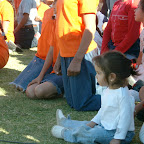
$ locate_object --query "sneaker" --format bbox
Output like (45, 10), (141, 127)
(56, 109), (66, 125)
(51, 125), (65, 139)
(140, 123), (144, 143)
(7, 40), (23, 52)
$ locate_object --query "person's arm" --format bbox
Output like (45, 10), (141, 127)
(14, 13), (29, 33)
(136, 51), (142, 66)
(67, 13), (96, 76)
(28, 46), (53, 87)
(53, 52), (61, 75)
(114, 91), (133, 141)
(114, 6), (141, 53)
(101, 16), (112, 54)
(134, 100), (144, 116)
(2, 21), (10, 34)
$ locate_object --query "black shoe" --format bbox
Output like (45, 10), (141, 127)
(7, 40), (23, 52)
(132, 80), (144, 92)
(15, 45), (23, 52)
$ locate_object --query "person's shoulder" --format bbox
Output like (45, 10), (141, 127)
(126, 0), (139, 8)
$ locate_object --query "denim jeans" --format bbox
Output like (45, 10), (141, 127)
(60, 118), (135, 144)
(108, 39), (140, 59)
(60, 49), (101, 111)
(10, 56), (53, 91)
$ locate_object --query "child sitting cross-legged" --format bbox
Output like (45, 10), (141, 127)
(51, 51), (137, 144)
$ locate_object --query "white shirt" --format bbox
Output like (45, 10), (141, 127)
(91, 87), (135, 140)
(17, 0), (37, 25)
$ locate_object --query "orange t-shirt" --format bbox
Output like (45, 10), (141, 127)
(0, 0), (14, 42)
(56, 0), (99, 57)
(37, 2), (49, 22)
(0, 34), (9, 69)
(14, 0), (21, 14)
(35, 8), (55, 60)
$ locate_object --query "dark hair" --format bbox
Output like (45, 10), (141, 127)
(140, 0), (144, 12)
(93, 51), (137, 86)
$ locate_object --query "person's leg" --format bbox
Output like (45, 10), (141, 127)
(63, 125), (115, 144)
(56, 109), (89, 128)
(26, 83), (39, 99)
(34, 82), (58, 99)
(26, 73), (64, 99)
(15, 27), (35, 49)
(61, 55), (101, 111)
(10, 56), (53, 91)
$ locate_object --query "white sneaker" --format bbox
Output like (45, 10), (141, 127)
(140, 123), (144, 143)
(51, 125), (65, 139)
(56, 109), (66, 125)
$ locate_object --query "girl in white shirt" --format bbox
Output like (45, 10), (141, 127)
(51, 51), (137, 144)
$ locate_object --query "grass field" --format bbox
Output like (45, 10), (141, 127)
(0, 48), (143, 144)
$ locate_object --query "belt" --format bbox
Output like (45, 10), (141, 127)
(23, 24), (37, 28)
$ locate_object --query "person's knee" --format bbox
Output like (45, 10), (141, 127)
(26, 86), (36, 99)
(34, 85), (45, 99)
(139, 86), (144, 101)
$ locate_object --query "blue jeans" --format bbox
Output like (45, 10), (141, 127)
(60, 118), (135, 144)
(10, 56), (53, 91)
(108, 39), (140, 59)
(60, 49), (101, 111)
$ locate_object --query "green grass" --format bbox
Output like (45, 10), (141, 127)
(0, 48), (143, 144)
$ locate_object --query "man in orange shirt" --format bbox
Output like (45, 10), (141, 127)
(0, 0), (14, 43)
(0, 33), (9, 69)
(10, 1), (63, 99)
(54, 0), (101, 111)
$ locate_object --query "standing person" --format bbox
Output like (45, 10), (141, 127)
(134, 0), (144, 81)
(0, 0), (14, 43)
(133, 1), (144, 142)
(101, 0), (141, 60)
(51, 51), (136, 144)
(14, 0), (38, 49)
(54, 0), (101, 111)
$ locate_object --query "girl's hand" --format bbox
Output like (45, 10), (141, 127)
(27, 76), (42, 87)
(87, 121), (96, 128)
(110, 139), (121, 144)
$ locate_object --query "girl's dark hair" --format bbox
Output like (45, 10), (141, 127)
(93, 51), (137, 86)
(140, 0), (144, 12)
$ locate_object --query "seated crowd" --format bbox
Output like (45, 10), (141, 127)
(0, 0), (144, 143)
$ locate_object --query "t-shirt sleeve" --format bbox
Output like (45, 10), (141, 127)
(79, 0), (99, 14)
(2, 4), (13, 22)
(91, 108), (101, 124)
(21, 0), (36, 14)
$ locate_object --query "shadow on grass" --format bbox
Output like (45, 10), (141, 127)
(10, 48), (37, 66)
